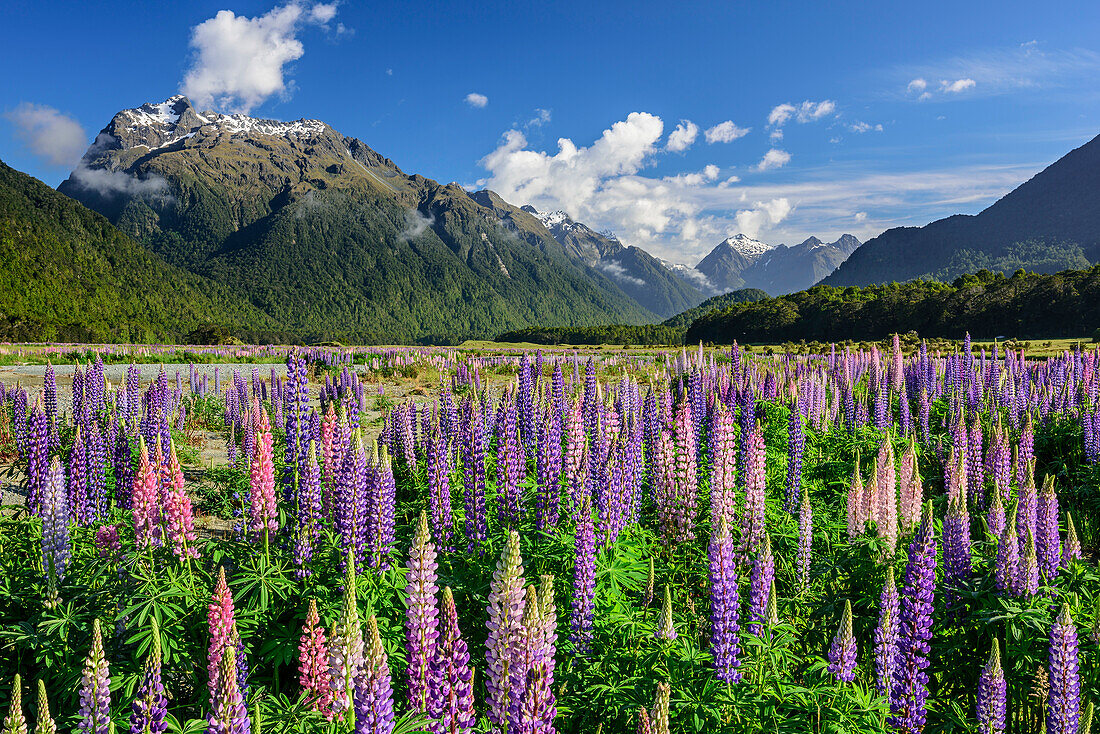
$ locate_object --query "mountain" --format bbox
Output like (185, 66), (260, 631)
(57, 96), (654, 343)
(0, 159), (274, 342)
(739, 234), (861, 294)
(660, 288), (771, 333)
(824, 133), (1100, 286)
(694, 234), (775, 292)
(520, 206), (707, 318)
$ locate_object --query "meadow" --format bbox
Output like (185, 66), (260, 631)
(0, 338), (1097, 734)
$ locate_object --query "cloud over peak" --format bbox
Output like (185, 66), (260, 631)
(3, 103), (87, 167)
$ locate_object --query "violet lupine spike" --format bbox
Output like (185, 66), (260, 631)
(40, 457), (70, 607)
(1019, 527), (1040, 598)
(1063, 514), (1083, 567)
(797, 487), (812, 590)
(497, 399), (525, 527)
(427, 587), (475, 734)
(655, 586), (677, 642)
(26, 405), (48, 517)
(206, 647), (249, 734)
(746, 533), (774, 637)
(708, 518), (741, 682)
(888, 502), (937, 734)
(827, 599), (858, 683)
(873, 567), (900, 698)
(570, 492), (597, 654)
(485, 529), (527, 729)
(995, 504), (1020, 596)
(4, 674), (26, 734)
(942, 494), (972, 609)
(461, 399), (488, 552)
(1036, 476), (1062, 581)
(535, 409), (563, 532)
(405, 512), (440, 714)
(976, 638), (1006, 734)
(298, 599), (333, 718)
(293, 442), (322, 577)
(785, 401), (804, 512)
(426, 429), (454, 551)
(1047, 604), (1081, 734)
(353, 616), (395, 734)
(130, 617), (167, 734)
(77, 620), (111, 734)
(369, 447), (397, 571)
(68, 426), (89, 526)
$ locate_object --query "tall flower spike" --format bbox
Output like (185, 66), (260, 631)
(426, 587), (475, 734)
(1047, 604), (1081, 734)
(330, 550), (364, 717)
(130, 617), (167, 734)
(652, 681), (671, 734)
(77, 620), (111, 734)
(747, 533), (775, 637)
(655, 586), (677, 641)
(40, 457), (70, 608)
(708, 518), (741, 682)
(874, 567), (900, 698)
(208, 567), (238, 704)
(1063, 513), (1083, 567)
(827, 600), (857, 683)
(33, 680), (54, 734)
(485, 529), (526, 728)
(405, 511), (440, 713)
(797, 487), (812, 590)
(4, 675), (26, 734)
(165, 441), (199, 561)
(206, 646), (249, 734)
(298, 599), (333, 717)
(570, 492), (597, 654)
(249, 407), (278, 538)
(353, 616), (394, 734)
(889, 502), (937, 734)
(976, 638), (1006, 734)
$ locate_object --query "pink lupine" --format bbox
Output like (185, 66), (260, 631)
(709, 403), (737, 534)
(132, 437), (163, 548)
(876, 441), (898, 557)
(741, 421), (767, 555)
(299, 599), (333, 717)
(164, 442), (199, 561)
(208, 567), (238, 704)
(846, 457), (865, 540)
(249, 406), (278, 539)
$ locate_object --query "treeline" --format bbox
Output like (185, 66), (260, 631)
(687, 267), (1100, 344)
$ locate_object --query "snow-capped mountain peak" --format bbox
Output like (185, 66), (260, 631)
(719, 233), (776, 259)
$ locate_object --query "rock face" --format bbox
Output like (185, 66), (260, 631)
(692, 233), (861, 296)
(824, 133), (1100, 286)
(58, 96), (654, 343)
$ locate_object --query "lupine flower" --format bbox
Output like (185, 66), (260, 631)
(995, 505), (1020, 596)
(636, 708), (652, 734)
(78, 620), (111, 734)
(206, 647), (249, 734)
(461, 400), (488, 551)
(570, 493), (596, 654)
(874, 567), (899, 697)
(130, 617), (167, 734)
(4, 674), (26, 734)
(427, 587), (475, 734)
(353, 616), (394, 734)
(652, 681), (671, 734)
(747, 533), (774, 637)
(655, 586), (677, 641)
(1063, 513), (1083, 567)
(741, 422), (767, 554)
(709, 403), (737, 533)
(846, 458), (865, 540)
(485, 529), (526, 728)
(405, 512), (440, 713)
(294, 441), (323, 576)
(942, 495), (972, 608)
(497, 399), (525, 527)
(133, 438), (163, 548)
(1036, 476), (1062, 581)
(330, 551), (364, 717)
(987, 483), (1006, 545)
(208, 568), (238, 704)
(785, 399), (804, 511)
(40, 458), (70, 606)
(889, 502), (937, 734)
(1019, 527), (1040, 598)
(68, 426), (89, 526)
(34, 680), (54, 734)
(165, 443), (199, 561)
(249, 407), (278, 538)
(976, 638), (1006, 734)
(1047, 604), (1081, 734)
(427, 428), (454, 550)
(708, 518), (741, 682)
(797, 488), (812, 590)
(299, 599), (333, 717)
(827, 600), (857, 683)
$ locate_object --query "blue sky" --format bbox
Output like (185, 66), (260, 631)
(2, 0), (1099, 263)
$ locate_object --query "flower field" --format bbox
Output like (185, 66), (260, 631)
(0, 338), (1099, 733)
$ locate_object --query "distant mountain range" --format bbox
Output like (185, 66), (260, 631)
(824, 132), (1100, 286)
(693, 233), (861, 294)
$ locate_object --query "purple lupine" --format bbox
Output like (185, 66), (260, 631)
(485, 529), (526, 728)
(497, 399), (525, 527)
(797, 487), (812, 590)
(293, 442), (322, 577)
(785, 400), (804, 511)
(1036, 476), (1062, 582)
(535, 410), (563, 532)
(708, 518), (741, 682)
(78, 620), (111, 734)
(130, 618), (167, 734)
(570, 493), (596, 654)
(405, 512), (440, 714)
(369, 448), (397, 571)
(354, 616), (395, 734)
(427, 427), (454, 551)
(426, 587), (475, 734)
(1019, 527), (1040, 598)
(746, 533), (774, 637)
(889, 502), (937, 734)
(942, 495), (972, 609)
(114, 425), (134, 511)
(68, 427), (90, 526)
(827, 600), (857, 683)
(874, 567), (899, 698)
(44, 361), (57, 451)
(1063, 514), (1083, 568)
(670, 400), (698, 542)
(976, 639), (1006, 734)
(995, 505), (1020, 596)
(206, 647), (249, 734)
(26, 405), (48, 516)
(1047, 604), (1080, 734)
(987, 483), (1006, 546)
(461, 399), (488, 551)
(41, 457), (70, 607)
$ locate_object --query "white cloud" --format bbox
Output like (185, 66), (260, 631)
(465, 93), (489, 108)
(767, 103), (796, 127)
(940, 78), (976, 93)
(769, 128), (784, 142)
(598, 260), (646, 288)
(756, 148), (791, 171)
(907, 78), (928, 94)
(854, 211), (867, 222)
(4, 103), (87, 166)
(734, 198), (792, 239)
(181, 2), (338, 113)
(703, 164), (720, 180)
(527, 108), (551, 127)
(704, 120), (750, 144)
(399, 208), (435, 240)
(386, 68), (393, 76)
(848, 121), (883, 133)
(666, 120), (698, 152)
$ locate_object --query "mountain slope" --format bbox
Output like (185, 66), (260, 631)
(0, 159), (274, 342)
(58, 96), (654, 343)
(740, 234), (860, 294)
(824, 133), (1100, 286)
(519, 206), (707, 318)
(694, 234), (773, 292)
